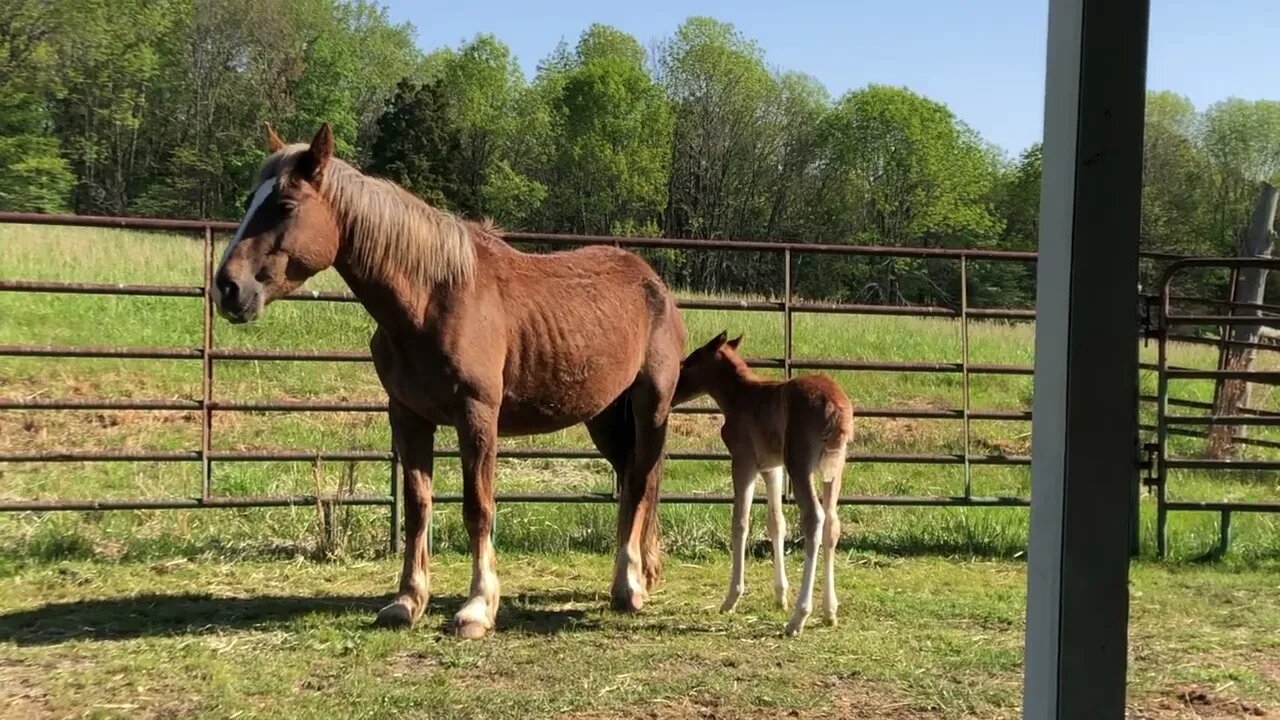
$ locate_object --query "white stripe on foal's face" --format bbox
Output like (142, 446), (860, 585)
(213, 175), (277, 304)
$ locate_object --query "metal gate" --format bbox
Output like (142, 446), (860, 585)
(1148, 257), (1280, 557)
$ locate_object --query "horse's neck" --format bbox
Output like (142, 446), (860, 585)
(334, 256), (435, 335)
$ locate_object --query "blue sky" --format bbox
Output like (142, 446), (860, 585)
(382, 0), (1279, 157)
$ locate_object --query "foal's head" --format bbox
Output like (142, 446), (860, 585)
(212, 123), (341, 323)
(673, 330), (745, 405)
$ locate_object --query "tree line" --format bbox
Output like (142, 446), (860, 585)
(3, 2), (1279, 308)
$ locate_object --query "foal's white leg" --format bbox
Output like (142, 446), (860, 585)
(784, 466), (824, 637)
(820, 474), (843, 626)
(761, 467), (788, 610)
(721, 456), (758, 613)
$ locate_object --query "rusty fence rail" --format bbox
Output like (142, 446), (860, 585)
(0, 211), (1192, 552)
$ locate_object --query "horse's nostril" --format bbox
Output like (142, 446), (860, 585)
(217, 276), (240, 305)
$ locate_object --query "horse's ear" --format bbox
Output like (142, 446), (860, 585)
(265, 122), (285, 153)
(726, 333), (744, 350)
(707, 330), (728, 349)
(298, 123), (334, 182)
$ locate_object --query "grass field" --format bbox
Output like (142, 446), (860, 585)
(2, 223), (1280, 718)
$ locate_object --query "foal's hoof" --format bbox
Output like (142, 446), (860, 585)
(452, 618), (491, 640)
(784, 617), (807, 637)
(374, 601), (417, 629)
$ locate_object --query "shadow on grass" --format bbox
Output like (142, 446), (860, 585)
(0, 589), (599, 646)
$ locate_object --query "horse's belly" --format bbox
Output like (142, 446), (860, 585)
(496, 360), (636, 436)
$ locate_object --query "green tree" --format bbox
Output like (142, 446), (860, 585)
(541, 24), (672, 234)
(367, 78), (461, 208)
(0, 0), (74, 211)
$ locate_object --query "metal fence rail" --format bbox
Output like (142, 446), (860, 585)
(0, 211), (1187, 552)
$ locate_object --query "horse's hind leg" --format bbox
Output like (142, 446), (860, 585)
(819, 448), (846, 626)
(453, 400), (501, 639)
(784, 451), (824, 637)
(612, 376), (673, 612)
(586, 395), (632, 506)
(762, 466), (789, 610)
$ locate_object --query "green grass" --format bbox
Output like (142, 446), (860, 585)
(3, 224), (1280, 718)
(1, 553), (1279, 719)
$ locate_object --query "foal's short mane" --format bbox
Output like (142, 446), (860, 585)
(263, 144), (478, 288)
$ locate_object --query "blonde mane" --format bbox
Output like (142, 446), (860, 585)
(264, 144), (477, 288)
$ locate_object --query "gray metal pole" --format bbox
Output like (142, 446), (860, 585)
(1023, 0), (1150, 717)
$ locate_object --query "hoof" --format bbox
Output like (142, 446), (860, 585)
(374, 601), (417, 629)
(719, 597), (739, 614)
(784, 614), (808, 637)
(824, 612), (838, 627)
(775, 595), (789, 611)
(452, 618), (491, 640)
(610, 588), (647, 613)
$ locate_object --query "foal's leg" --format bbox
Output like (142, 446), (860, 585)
(784, 456), (824, 637)
(453, 402), (501, 639)
(761, 466), (788, 610)
(376, 401), (435, 628)
(721, 454), (758, 613)
(612, 381), (670, 613)
(820, 458), (844, 626)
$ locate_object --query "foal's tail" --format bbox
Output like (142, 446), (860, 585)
(817, 402), (855, 484)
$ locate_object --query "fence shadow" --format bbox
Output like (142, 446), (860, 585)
(0, 589), (597, 646)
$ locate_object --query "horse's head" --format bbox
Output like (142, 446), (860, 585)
(212, 123), (341, 323)
(673, 330), (744, 405)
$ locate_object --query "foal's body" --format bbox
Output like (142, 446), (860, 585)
(212, 124), (684, 638)
(675, 333), (853, 635)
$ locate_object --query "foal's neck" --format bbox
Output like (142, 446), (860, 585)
(705, 362), (772, 412)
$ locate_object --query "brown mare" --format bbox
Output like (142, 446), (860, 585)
(213, 124), (686, 637)
(673, 332), (853, 635)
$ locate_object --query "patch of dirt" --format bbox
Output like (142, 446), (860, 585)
(561, 681), (953, 720)
(0, 658), (53, 720)
(670, 413), (722, 444)
(1129, 685), (1268, 719)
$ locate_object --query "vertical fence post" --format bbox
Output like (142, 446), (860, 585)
(388, 445), (400, 554)
(783, 248), (793, 378)
(960, 257), (973, 499)
(201, 225), (214, 501)
(783, 248), (794, 503)
(1155, 283), (1171, 559)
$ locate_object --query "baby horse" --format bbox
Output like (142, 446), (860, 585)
(674, 332), (854, 635)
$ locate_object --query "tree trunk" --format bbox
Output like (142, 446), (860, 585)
(1206, 182), (1279, 458)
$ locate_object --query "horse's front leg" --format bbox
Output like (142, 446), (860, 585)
(720, 454), (758, 613)
(453, 401), (500, 639)
(376, 401), (435, 628)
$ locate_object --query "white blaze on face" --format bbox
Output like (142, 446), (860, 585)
(213, 175), (279, 302)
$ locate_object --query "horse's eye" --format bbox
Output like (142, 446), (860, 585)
(280, 201), (297, 214)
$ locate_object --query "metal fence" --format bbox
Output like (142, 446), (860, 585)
(0, 211), (1195, 552)
(1150, 257), (1280, 557)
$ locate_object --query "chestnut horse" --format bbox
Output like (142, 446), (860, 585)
(673, 332), (853, 636)
(213, 123), (686, 637)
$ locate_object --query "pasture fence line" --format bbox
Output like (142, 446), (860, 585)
(0, 211), (1210, 555)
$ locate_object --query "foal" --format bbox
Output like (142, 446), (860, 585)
(674, 332), (854, 636)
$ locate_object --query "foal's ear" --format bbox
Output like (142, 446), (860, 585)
(297, 123), (334, 182)
(707, 330), (729, 349)
(726, 333), (744, 350)
(265, 122), (285, 153)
